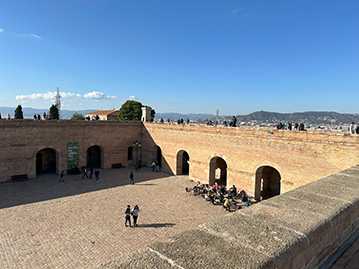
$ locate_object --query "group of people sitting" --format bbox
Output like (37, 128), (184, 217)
(186, 182), (252, 212)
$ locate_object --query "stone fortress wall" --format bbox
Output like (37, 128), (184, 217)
(0, 120), (143, 182)
(1, 120), (358, 198)
(143, 123), (359, 196)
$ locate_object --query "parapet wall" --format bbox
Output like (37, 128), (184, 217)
(143, 123), (359, 195)
(102, 165), (359, 268)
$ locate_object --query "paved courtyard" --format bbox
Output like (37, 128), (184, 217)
(0, 167), (228, 268)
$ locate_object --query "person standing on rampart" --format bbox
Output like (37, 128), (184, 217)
(231, 116), (237, 127)
(350, 122), (355, 134)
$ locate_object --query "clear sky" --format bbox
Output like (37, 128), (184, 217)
(0, 0), (358, 115)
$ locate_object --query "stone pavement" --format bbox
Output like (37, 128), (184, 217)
(0, 167), (228, 268)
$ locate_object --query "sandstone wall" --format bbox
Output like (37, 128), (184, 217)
(0, 120), (143, 181)
(143, 123), (359, 195)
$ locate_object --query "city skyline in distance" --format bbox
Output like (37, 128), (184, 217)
(0, 1), (358, 115)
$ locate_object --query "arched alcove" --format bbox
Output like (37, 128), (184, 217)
(86, 145), (103, 168)
(176, 150), (189, 175)
(155, 145), (162, 167)
(36, 148), (57, 175)
(209, 157), (227, 186)
(255, 166), (281, 200)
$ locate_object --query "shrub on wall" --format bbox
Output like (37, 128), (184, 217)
(14, 105), (23, 119)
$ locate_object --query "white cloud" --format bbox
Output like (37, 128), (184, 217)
(16, 91), (117, 101)
(0, 28), (4, 33)
(28, 33), (42, 39)
(231, 8), (240, 14)
(18, 33), (42, 39)
(129, 95), (142, 101)
(83, 91), (117, 99)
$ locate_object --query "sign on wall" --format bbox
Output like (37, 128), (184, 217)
(67, 142), (79, 168)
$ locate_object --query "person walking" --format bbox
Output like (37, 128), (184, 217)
(131, 205), (140, 227)
(89, 167), (93, 179)
(129, 172), (134, 185)
(59, 171), (65, 183)
(125, 205), (132, 227)
(135, 161), (140, 172)
(82, 166), (88, 179)
(95, 169), (100, 182)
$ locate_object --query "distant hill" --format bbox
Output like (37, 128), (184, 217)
(157, 110), (359, 125)
(0, 107), (96, 119)
(233, 111), (359, 125)
(155, 112), (215, 120)
(1, 107), (358, 125)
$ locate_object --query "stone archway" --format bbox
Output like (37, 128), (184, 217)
(154, 145), (162, 167)
(209, 157), (227, 186)
(176, 150), (189, 175)
(255, 166), (281, 200)
(36, 148), (57, 174)
(86, 145), (103, 168)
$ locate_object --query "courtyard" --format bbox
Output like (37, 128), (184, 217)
(0, 167), (228, 268)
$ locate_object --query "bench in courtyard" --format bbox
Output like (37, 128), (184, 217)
(11, 174), (29, 182)
(111, 163), (123, 169)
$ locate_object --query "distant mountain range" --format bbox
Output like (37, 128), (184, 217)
(233, 111), (359, 125)
(156, 112), (215, 121)
(0, 107), (358, 125)
(157, 111), (359, 125)
(0, 107), (95, 119)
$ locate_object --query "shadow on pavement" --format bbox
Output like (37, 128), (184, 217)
(139, 223), (176, 228)
(0, 167), (170, 210)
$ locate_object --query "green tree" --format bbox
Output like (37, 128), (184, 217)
(118, 100), (143, 121)
(151, 109), (156, 122)
(14, 105), (23, 119)
(71, 113), (85, 120)
(55, 87), (61, 118)
(49, 105), (60, 120)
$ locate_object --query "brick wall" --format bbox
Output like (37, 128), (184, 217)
(143, 123), (359, 195)
(0, 120), (143, 181)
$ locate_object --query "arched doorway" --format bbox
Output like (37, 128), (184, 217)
(87, 145), (102, 168)
(255, 166), (281, 200)
(36, 148), (57, 174)
(176, 150), (189, 175)
(209, 157), (227, 186)
(155, 146), (162, 167)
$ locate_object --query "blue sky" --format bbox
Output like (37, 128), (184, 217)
(0, 0), (358, 115)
